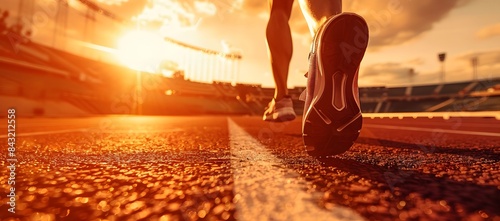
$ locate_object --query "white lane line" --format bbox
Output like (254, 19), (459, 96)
(364, 124), (500, 137)
(93, 129), (184, 134)
(228, 119), (364, 221)
(0, 128), (89, 138)
(0, 128), (184, 138)
(363, 111), (500, 120)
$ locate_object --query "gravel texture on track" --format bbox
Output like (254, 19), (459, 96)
(1, 116), (499, 221)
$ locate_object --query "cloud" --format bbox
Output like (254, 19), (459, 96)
(476, 23), (500, 39)
(232, 0), (473, 49)
(456, 49), (500, 67)
(194, 1), (217, 16)
(407, 58), (426, 66)
(360, 50), (500, 87)
(343, 0), (472, 50)
(95, 0), (130, 6)
(135, 0), (219, 30)
(134, 0), (473, 50)
(238, 0), (267, 14)
(361, 62), (416, 77)
(359, 62), (443, 86)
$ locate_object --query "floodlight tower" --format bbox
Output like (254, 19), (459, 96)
(438, 52), (446, 83)
(408, 68), (415, 85)
(471, 57), (478, 81)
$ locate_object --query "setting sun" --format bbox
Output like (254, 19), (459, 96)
(117, 30), (165, 73)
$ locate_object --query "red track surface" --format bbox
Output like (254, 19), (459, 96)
(0, 115), (499, 220)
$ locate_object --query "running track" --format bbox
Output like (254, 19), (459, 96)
(0, 114), (499, 220)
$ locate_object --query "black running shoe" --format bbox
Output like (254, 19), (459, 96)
(302, 13), (369, 156)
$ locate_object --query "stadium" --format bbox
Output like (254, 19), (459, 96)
(1, 35), (499, 116)
(1, 0), (499, 221)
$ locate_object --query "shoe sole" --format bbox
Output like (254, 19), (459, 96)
(264, 107), (296, 122)
(302, 13), (369, 156)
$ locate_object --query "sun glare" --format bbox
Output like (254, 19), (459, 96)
(117, 30), (165, 72)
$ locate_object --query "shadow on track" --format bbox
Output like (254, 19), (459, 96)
(356, 137), (500, 161)
(310, 156), (500, 220)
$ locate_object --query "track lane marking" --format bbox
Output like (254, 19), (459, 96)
(0, 128), (89, 138)
(364, 124), (500, 137)
(228, 118), (364, 221)
(0, 128), (184, 138)
(363, 111), (500, 119)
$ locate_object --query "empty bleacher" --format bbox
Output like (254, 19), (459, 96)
(385, 98), (449, 112)
(387, 87), (407, 97)
(433, 97), (483, 112)
(360, 87), (387, 98)
(162, 78), (221, 97)
(471, 79), (500, 92)
(438, 82), (471, 95)
(213, 82), (239, 98)
(410, 85), (438, 96)
(361, 102), (378, 113)
(260, 88), (275, 99)
(472, 96), (500, 111)
(0, 62), (91, 98)
(0, 77), (21, 96)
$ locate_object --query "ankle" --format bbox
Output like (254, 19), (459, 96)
(274, 95), (291, 101)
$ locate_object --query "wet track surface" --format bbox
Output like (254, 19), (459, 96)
(1, 115), (499, 220)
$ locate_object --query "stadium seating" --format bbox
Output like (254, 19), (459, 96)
(410, 85), (438, 96)
(469, 96), (500, 111)
(2, 34), (500, 116)
(0, 76), (20, 96)
(438, 82), (471, 95)
(432, 97), (482, 112)
(385, 98), (449, 112)
(163, 78), (221, 97)
(360, 102), (379, 113)
(360, 87), (387, 98)
(213, 82), (239, 98)
(387, 87), (407, 97)
(471, 79), (500, 92)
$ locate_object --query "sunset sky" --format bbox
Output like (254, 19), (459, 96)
(3, 0), (500, 87)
